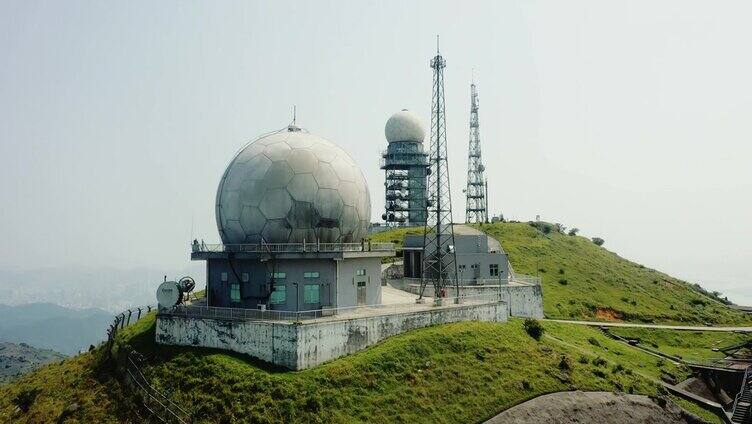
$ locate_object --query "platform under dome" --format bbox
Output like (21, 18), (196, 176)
(216, 126), (371, 244)
(385, 110), (425, 143)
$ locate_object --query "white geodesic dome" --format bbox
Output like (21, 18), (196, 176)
(215, 126), (371, 244)
(385, 109), (425, 143)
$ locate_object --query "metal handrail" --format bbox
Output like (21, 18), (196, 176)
(732, 365), (752, 422)
(159, 292), (504, 323)
(399, 276), (541, 286)
(192, 242), (395, 253)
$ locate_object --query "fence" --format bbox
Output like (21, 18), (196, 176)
(192, 241), (394, 254)
(398, 275), (541, 287)
(159, 292), (503, 323)
(105, 305), (192, 423)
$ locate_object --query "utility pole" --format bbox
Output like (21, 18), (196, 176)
(465, 81), (488, 224)
(419, 37), (459, 305)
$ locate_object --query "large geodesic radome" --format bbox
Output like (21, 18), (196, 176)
(215, 126), (371, 244)
(385, 109), (425, 143)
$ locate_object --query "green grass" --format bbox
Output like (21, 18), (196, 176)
(374, 221), (751, 324)
(669, 394), (724, 424)
(608, 327), (752, 362)
(1, 318), (683, 423)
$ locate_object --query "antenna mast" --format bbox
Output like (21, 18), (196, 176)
(419, 37), (459, 304)
(465, 82), (488, 223)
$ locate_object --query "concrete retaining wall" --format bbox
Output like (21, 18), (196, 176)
(156, 301), (508, 370)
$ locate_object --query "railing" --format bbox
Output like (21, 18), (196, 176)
(192, 242), (395, 254)
(399, 275), (541, 287)
(159, 292), (504, 323)
(732, 365), (752, 423)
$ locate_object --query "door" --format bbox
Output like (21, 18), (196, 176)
(356, 281), (367, 306)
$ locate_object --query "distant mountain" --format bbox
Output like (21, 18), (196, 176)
(0, 265), (203, 312)
(0, 303), (113, 355)
(0, 342), (65, 383)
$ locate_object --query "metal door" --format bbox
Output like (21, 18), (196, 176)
(357, 281), (367, 305)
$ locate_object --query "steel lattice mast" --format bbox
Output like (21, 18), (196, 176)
(419, 38), (459, 304)
(465, 82), (488, 223)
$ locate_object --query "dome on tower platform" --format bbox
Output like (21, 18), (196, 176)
(385, 110), (425, 143)
(215, 126), (371, 244)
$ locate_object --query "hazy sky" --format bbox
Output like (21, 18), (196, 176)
(1, 1), (750, 304)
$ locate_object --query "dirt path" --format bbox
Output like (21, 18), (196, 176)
(483, 391), (704, 424)
(546, 319), (752, 332)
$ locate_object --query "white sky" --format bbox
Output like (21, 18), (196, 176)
(1, 1), (750, 304)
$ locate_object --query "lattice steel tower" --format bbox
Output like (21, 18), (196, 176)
(419, 39), (459, 304)
(465, 82), (488, 223)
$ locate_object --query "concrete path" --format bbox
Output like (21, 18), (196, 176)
(546, 319), (752, 332)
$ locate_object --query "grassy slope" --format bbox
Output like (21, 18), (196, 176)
(1, 316), (695, 424)
(376, 221), (750, 324)
(608, 327), (752, 362)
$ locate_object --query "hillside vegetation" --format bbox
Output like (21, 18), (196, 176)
(1, 314), (702, 423)
(0, 343), (66, 383)
(372, 222), (750, 324)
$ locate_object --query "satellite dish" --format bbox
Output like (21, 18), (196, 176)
(157, 281), (181, 309)
(178, 276), (196, 294)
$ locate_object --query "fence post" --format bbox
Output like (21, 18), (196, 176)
(119, 314), (126, 329)
(137, 307), (142, 320)
(127, 309), (133, 325)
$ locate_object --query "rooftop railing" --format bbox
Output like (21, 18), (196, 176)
(159, 292), (503, 323)
(192, 241), (395, 254)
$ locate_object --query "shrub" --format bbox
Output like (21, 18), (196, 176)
(593, 369), (607, 378)
(568, 228), (579, 236)
(558, 355), (572, 371)
(656, 359), (665, 368)
(558, 279), (568, 285)
(612, 363), (625, 373)
(523, 318), (545, 341)
(578, 355), (590, 364)
(13, 388), (41, 413)
(591, 237), (605, 246)
(587, 337), (601, 347)
(592, 357), (607, 367)
(521, 380), (532, 390)
(558, 268), (565, 274)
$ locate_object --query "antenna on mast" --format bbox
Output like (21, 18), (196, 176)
(293, 105), (297, 126)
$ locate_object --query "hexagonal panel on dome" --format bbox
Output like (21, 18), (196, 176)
(241, 154), (273, 182)
(263, 142), (292, 162)
(289, 228), (317, 244)
(262, 219), (292, 243)
(287, 174), (318, 203)
(315, 188), (344, 220)
(310, 141), (338, 163)
(287, 132), (317, 149)
(287, 149), (318, 174)
(239, 180), (267, 207)
(316, 227), (341, 243)
(264, 161), (294, 189)
(239, 206), (266, 235)
(218, 190), (242, 221)
(313, 162), (339, 189)
(338, 181), (359, 207)
(339, 206), (360, 239)
(256, 132), (288, 146)
(260, 189), (293, 220)
(234, 143), (266, 164)
(332, 161), (357, 183)
(221, 220), (245, 244)
(287, 200), (317, 229)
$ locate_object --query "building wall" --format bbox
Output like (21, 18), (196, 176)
(155, 300), (508, 370)
(335, 256), (383, 308)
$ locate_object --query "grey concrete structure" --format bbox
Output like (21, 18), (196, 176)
(402, 229), (510, 283)
(156, 300), (508, 370)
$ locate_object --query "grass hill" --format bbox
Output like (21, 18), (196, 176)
(0, 343), (66, 383)
(369, 222), (751, 325)
(2, 314), (719, 423)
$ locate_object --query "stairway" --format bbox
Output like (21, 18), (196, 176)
(731, 366), (752, 423)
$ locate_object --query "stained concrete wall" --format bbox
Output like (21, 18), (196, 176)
(156, 301), (508, 370)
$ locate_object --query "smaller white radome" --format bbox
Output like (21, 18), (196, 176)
(385, 110), (425, 143)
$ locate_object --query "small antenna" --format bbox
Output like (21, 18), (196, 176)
(436, 35), (440, 54)
(293, 105), (297, 126)
(471, 68), (475, 85)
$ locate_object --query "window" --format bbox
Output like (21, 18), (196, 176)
(271, 272), (286, 279)
(459, 264), (466, 270)
(304, 284), (320, 304)
(304, 271), (320, 279)
(220, 272), (228, 282)
(242, 273), (249, 282)
(356, 269), (366, 276)
(270, 285), (286, 304)
(230, 283), (241, 302)
(490, 264), (499, 277)
(471, 264), (478, 269)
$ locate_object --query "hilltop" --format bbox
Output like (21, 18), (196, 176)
(0, 343), (65, 383)
(369, 221), (751, 325)
(2, 313), (719, 423)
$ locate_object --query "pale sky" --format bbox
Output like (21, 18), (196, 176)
(1, 1), (750, 304)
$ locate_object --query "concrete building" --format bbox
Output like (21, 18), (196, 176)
(196, 124), (394, 312)
(380, 110), (429, 226)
